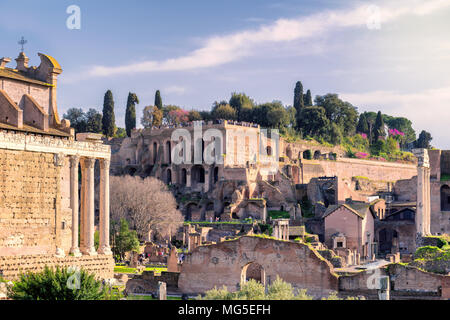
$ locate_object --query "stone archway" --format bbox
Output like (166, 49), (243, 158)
(313, 150), (321, 160)
(241, 262), (265, 286)
(441, 185), (450, 211)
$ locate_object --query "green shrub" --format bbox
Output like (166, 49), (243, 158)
(268, 210), (290, 219)
(266, 276), (295, 300)
(414, 246), (442, 260)
(8, 266), (109, 300)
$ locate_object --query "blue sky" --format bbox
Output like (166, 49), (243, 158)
(1, 0), (450, 148)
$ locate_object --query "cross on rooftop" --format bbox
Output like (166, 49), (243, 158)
(18, 36), (27, 52)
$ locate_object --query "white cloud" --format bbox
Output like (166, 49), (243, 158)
(341, 86), (450, 149)
(80, 0), (450, 78)
(164, 85), (187, 95)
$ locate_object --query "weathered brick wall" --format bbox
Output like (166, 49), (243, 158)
(178, 236), (339, 297)
(126, 271), (180, 294)
(0, 254), (115, 280)
(0, 149), (72, 256)
(388, 263), (447, 294)
(302, 158), (417, 185)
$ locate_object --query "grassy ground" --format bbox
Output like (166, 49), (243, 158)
(113, 265), (167, 274)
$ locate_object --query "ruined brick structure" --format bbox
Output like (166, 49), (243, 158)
(177, 236), (339, 297)
(111, 122), (417, 222)
(0, 51), (113, 280)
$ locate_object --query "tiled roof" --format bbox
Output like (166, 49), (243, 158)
(323, 203), (371, 219)
(0, 68), (53, 87)
(0, 122), (70, 138)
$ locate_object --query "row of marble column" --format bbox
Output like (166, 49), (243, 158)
(69, 156), (112, 256)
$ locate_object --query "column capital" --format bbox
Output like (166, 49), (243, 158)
(69, 155), (80, 167)
(99, 158), (110, 170)
(80, 157), (96, 168)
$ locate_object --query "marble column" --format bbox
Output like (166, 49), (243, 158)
(69, 155), (81, 257)
(413, 148), (431, 237)
(98, 159), (112, 255)
(81, 157), (97, 255)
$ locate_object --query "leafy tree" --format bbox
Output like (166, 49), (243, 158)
(373, 111), (386, 142)
(314, 94), (358, 136)
(152, 108), (163, 127)
(188, 110), (202, 121)
(211, 102), (237, 120)
(356, 113), (369, 134)
(325, 123), (343, 145)
(8, 266), (109, 300)
(303, 89), (313, 107)
(63, 108), (86, 133)
(141, 105), (154, 128)
(111, 218), (140, 261)
(266, 103), (289, 130)
(298, 106), (329, 138)
(125, 92), (139, 137)
(154, 90), (163, 110)
(229, 92), (254, 121)
(415, 130), (433, 149)
(85, 108), (103, 133)
(114, 127), (127, 138)
(166, 108), (189, 125)
(199, 111), (212, 121)
(102, 90), (116, 137)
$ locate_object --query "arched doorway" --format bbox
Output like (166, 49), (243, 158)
(313, 150), (321, 159)
(213, 167), (219, 183)
(153, 142), (158, 164)
(241, 262), (265, 286)
(266, 146), (273, 156)
(166, 168), (172, 184)
(441, 185), (450, 211)
(181, 168), (187, 185)
(191, 165), (205, 185)
(185, 203), (197, 221)
(166, 141), (171, 164)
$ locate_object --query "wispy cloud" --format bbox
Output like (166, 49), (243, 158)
(72, 0), (450, 80)
(164, 85), (187, 95)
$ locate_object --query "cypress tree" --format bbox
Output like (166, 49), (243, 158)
(374, 111), (385, 142)
(304, 89), (313, 106)
(293, 81), (304, 128)
(125, 92), (139, 137)
(356, 113), (369, 134)
(102, 90), (116, 137)
(155, 90), (163, 110)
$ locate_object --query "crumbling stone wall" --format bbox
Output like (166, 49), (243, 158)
(178, 236), (339, 297)
(0, 254), (114, 280)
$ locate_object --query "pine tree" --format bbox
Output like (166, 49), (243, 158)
(373, 111), (385, 142)
(304, 89), (313, 106)
(356, 113), (369, 134)
(293, 81), (304, 128)
(155, 90), (163, 110)
(102, 90), (116, 137)
(125, 92), (139, 137)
